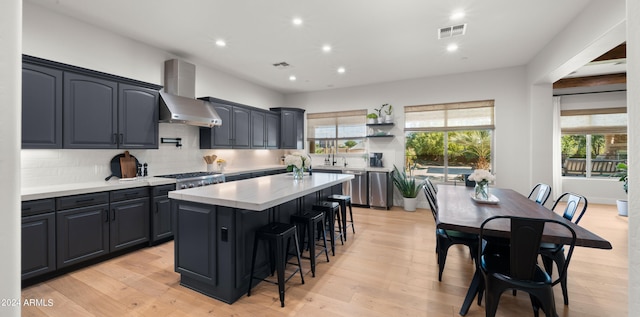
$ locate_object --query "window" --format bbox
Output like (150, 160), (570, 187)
(404, 100), (494, 183)
(307, 110), (367, 154)
(560, 107), (627, 177)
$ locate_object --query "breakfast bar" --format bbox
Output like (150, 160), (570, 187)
(168, 172), (353, 304)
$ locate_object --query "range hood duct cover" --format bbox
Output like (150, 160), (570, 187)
(159, 59), (221, 127)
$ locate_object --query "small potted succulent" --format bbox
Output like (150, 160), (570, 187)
(366, 113), (378, 124)
(615, 162), (628, 216)
(392, 164), (423, 211)
(383, 104), (393, 123)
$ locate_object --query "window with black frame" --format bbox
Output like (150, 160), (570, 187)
(404, 100), (495, 184)
(560, 107), (627, 177)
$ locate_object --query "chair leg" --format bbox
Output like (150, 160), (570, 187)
(307, 219), (316, 277)
(292, 231), (305, 285)
(317, 219), (330, 263)
(275, 238), (286, 307)
(348, 202), (355, 234)
(247, 234), (260, 297)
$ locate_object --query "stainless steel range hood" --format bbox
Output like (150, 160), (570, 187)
(159, 59), (222, 127)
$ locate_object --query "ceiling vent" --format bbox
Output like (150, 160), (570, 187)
(272, 61), (292, 69)
(438, 24), (467, 39)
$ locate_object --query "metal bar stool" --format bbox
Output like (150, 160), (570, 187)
(327, 194), (355, 241)
(312, 201), (343, 256)
(290, 210), (330, 277)
(247, 222), (305, 307)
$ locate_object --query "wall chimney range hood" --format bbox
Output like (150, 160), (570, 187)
(159, 59), (222, 127)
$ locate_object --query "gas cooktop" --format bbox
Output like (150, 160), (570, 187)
(156, 172), (222, 179)
(157, 172), (225, 189)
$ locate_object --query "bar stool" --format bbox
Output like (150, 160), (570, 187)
(290, 210), (330, 277)
(327, 194), (355, 241)
(247, 222), (305, 307)
(312, 201), (343, 256)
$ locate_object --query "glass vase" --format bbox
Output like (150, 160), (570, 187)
(292, 166), (304, 180)
(474, 182), (489, 200)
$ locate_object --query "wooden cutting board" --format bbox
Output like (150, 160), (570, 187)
(119, 151), (137, 178)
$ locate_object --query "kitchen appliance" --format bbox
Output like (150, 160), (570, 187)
(159, 59), (222, 127)
(369, 171), (393, 209)
(343, 169), (367, 206)
(157, 172), (225, 189)
(369, 152), (384, 167)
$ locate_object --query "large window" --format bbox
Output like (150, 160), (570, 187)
(404, 100), (494, 183)
(307, 110), (367, 154)
(560, 107), (627, 177)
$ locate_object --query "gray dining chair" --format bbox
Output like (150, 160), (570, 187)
(528, 183), (551, 205)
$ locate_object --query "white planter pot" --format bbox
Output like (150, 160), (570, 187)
(384, 115), (393, 123)
(367, 118), (376, 124)
(403, 197), (417, 212)
(616, 199), (628, 217)
(377, 117), (384, 124)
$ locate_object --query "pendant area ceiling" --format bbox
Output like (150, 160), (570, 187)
(27, 0), (602, 94)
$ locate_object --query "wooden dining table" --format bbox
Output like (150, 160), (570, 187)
(435, 185), (612, 315)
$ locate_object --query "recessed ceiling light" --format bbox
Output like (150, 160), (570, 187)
(322, 45), (332, 53)
(215, 40), (226, 47)
(337, 67), (346, 74)
(292, 17), (303, 26)
(450, 11), (465, 20)
(289, 75), (297, 81)
(447, 43), (458, 52)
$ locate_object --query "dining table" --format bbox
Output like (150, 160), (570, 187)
(435, 185), (612, 316)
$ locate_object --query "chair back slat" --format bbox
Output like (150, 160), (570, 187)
(552, 192), (588, 224)
(510, 218), (545, 280)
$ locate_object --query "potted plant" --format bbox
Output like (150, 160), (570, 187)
(366, 113), (378, 124)
(374, 105), (386, 123)
(615, 162), (628, 216)
(392, 165), (423, 211)
(383, 103), (393, 123)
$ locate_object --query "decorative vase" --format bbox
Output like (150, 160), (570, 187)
(474, 182), (489, 200)
(403, 197), (417, 211)
(292, 166), (304, 180)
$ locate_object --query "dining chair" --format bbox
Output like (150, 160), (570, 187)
(423, 184), (478, 281)
(539, 192), (588, 305)
(479, 215), (577, 317)
(528, 183), (551, 205)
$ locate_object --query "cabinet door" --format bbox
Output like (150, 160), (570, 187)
(250, 111), (266, 148)
(279, 109), (305, 149)
(232, 107), (251, 148)
(110, 198), (150, 251)
(206, 103), (233, 148)
(118, 84), (159, 149)
(57, 204), (110, 268)
(265, 112), (280, 149)
(63, 72), (118, 149)
(152, 195), (173, 241)
(175, 202), (217, 284)
(22, 64), (63, 149)
(22, 212), (56, 279)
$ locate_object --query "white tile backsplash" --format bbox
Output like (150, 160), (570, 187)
(21, 123), (285, 187)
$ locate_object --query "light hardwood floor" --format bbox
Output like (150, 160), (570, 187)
(21, 202), (628, 317)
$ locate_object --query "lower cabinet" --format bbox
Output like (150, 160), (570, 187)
(110, 197), (150, 251)
(22, 211), (56, 279)
(151, 184), (175, 243)
(56, 202), (110, 268)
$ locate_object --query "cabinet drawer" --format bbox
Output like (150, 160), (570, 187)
(110, 187), (149, 202)
(22, 199), (55, 217)
(152, 184), (175, 197)
(56, 192), (109, 210)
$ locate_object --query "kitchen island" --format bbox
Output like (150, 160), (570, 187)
(168, 172), (353, 304)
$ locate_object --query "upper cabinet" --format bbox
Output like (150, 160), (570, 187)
(22, 63), (63, 149)
(199, 99), (251, 149)
(251, 110), (280, 149)
(22, 55), (161, 150)
(271, 108), (305, 149)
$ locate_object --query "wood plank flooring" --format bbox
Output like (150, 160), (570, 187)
(21, 203), (627, 316)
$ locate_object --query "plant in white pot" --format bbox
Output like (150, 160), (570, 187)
(392, 165), (423, 211)
(383, 103), (393, 123)
(366, 113), (378, 124)
(615, 162), (628, 217)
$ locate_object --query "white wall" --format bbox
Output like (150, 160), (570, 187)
(1, 0), (21, 314)
(21, 2), (286, 186)
(286, 66), (530, 207)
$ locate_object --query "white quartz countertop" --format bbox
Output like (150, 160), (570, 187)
(169, 172), (354, 211)
(21, 177), (175, 201)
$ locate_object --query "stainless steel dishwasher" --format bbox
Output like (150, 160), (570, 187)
(369, 171), (392, 209)
(343, 169), (367, 206)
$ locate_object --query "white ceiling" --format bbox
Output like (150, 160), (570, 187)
(27, 0), (604, 94)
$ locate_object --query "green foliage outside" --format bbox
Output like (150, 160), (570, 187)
(405, 130), (491, 169)
(561, 134), (606, 159)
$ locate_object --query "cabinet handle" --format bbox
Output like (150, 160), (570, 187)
(103, 210), (109, 223)
(112, 133), (118, 144)
(76, 198), (95, 203)
(119, 134), (123, 144)
(112, 209), (116, 221)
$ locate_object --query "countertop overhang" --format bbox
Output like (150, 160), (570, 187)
(169, 172), (354, 211)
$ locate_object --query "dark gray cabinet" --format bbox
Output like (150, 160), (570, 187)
(110, 188), (150, 251)
(200, 102), (250, 149)
(21, 199), (56, 279)
(151, 184), (175, 243)
(22, 63), (63, 149)
(56, 193), (110, 268)
(251, 110), (279, 149)
(23, 55), (161, 150)
(174, 202), (218, 285)
(118, 84), (159, 149)
(271, 108), (305, 149)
